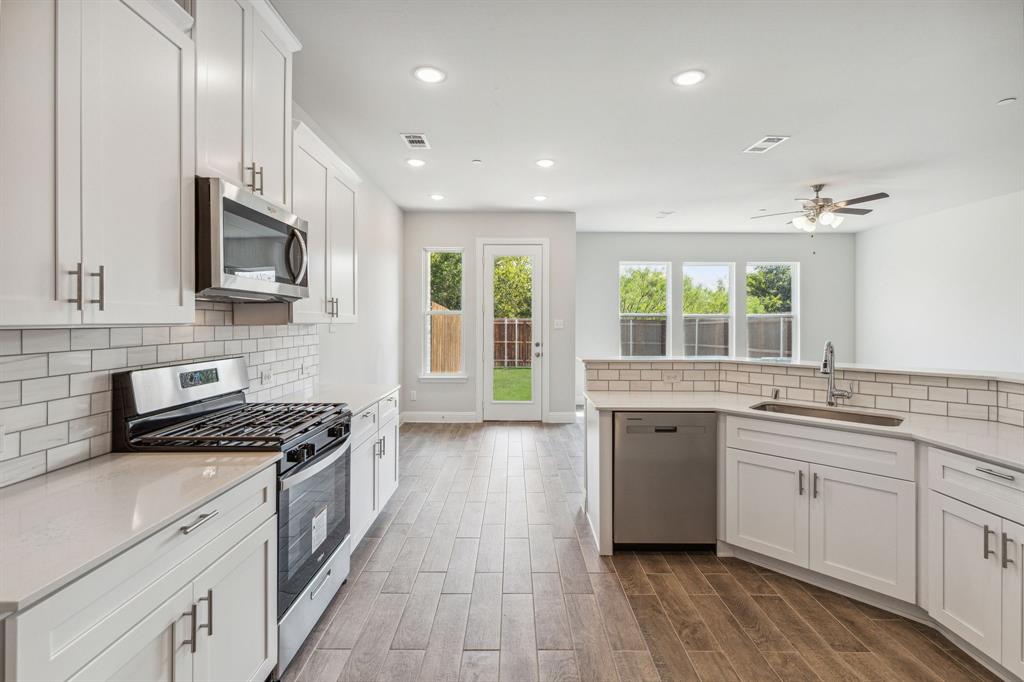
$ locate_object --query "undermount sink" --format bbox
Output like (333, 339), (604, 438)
(751, 401), (905, 427)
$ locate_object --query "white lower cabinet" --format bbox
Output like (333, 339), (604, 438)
(725, 448), (809, 566)
(725, 441), (916, 602)
(8, 469), (277, 681)
(69, 584), (195, 682)
(349, 391), (401, 549)
(929, 491), (1024, 672)
(808, 464), (916, 602)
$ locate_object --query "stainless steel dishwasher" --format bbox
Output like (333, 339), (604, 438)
(613, 411), (717, 546)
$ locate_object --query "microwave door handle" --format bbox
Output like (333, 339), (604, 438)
(293, 228), (308, 284)
(279, 438), (350, 491)
(284, 229), (298, 282)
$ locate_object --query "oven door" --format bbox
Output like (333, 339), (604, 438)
(197, 176), (309, 302)
(277, 439), (350, 619)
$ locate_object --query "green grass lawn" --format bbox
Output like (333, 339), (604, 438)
(493, 367), (532, 401)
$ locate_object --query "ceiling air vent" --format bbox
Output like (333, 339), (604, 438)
(400, 133), (431, 150)
(742, 135), (789, 154)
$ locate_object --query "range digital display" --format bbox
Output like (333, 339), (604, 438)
(179, 368), (220, 389)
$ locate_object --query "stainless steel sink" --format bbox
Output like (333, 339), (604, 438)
(750, 401), (905, 427)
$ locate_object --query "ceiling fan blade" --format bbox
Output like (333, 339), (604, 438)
(834, 207), (872, 215)
(750, 211), (805, 219)
(835, 192), (889, 207)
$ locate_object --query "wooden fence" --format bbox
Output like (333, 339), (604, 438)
(428, 306), (532, 372)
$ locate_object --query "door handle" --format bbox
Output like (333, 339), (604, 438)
(976, 466), (1015, 482)
(984, 524), (998, 559)
(89, 265), (105, 311)
(179, 510), (218, 535)
(245, 162), (258, 192)
(198, 588), (213, 637)
(255, 164), (264, 194)
(67, 262), (84, 310)
(812, 472), (819, 499)
(798, 470), (805, 496)
(1003, 533), (1016, 569)
(182, 603), (198, 653)
(535, 351), (542, 358)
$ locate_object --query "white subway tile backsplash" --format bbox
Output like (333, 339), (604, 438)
(21, 376), (69, 404)
(0, 355), (48, 382)
(928, 387), (967, 403)
(910, 399), (947, 416)
(70, 328), (109, 350)
(23, 329), (70, 353)
(0, 311), (319, 489)
(892, 384), (929, 400)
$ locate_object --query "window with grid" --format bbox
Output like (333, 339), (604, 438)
(682, 263), (733, 356)
(745, 263), (797, 359)
(422, 249), (464, 375)
(618, 262), (669, 356)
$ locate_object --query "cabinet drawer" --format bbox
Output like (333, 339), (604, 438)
(726, 416), (915, 481)
(929, 448), (1024, 525)
(11, 466), (275, 681)
(352, 403), (379, 447)
(379, 390), (400, 425)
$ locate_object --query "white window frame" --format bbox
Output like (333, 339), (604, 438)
(617, 261), (671, 357)
(744, 261), (800, 360)
(421, 247), (467, 380)
(681, 262), (735, 357)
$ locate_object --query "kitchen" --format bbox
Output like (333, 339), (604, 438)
(0, 1), (1022, 681)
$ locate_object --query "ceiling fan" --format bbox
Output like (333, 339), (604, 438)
(751, 183), (890, 232)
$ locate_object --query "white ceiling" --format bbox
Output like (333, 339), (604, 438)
(273, 0), (1024, 232)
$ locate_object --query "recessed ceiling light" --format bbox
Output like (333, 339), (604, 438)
(672, 69), (706, 86)
(471, 159), (484, 166)
(406, 158), (426, 167)
(997, 97), (1018, 106)
(535, 159), (555, 168)
(429, 194), (445, 201)
(533, 195), (548, 202)
(413, 66), (446, 84)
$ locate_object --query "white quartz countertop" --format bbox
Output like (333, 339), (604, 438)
(0, 451), (281, 614)
(281, 382), (400, 415)
(584, 390), (1024, 472)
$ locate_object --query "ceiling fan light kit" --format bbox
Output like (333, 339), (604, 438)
(752, 183), (889, 230)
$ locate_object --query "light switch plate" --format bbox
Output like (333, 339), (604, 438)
(553, 319), (564, 329)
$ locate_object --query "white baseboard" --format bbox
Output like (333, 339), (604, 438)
(402, 411), (480, 423)
(545, 411), (577, 424)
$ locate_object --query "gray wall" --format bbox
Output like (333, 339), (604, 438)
(402, 212), (577, 418)
(575, 232), (856, 400)
(855, 190), (1024, 373)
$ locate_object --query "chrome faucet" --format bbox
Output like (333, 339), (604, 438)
(820, 341), (852, 407)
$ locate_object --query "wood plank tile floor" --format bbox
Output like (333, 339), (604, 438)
(283, 421), (1000, 682)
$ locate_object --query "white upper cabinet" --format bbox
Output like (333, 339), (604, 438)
(290, 122), (360, 324)
(0, 0), (195, 327)
(195, 0), (299, 208)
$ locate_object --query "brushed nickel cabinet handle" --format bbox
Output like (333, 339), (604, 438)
(182, 603), (198, 653)
(812, 472), (820, 499)
(256, 165), (264, 194)
(984, 524), (998, 559)
(89, 265), (105, 311)
(977, 467), (1015, 482)
(67, 262), (84, 310)
(798, 470), (805, 496)
(180, 510), (218, 535)
(245, 162), (258, 191)
(1003, 533), (1016, 569)
(198, 588), (213, 636)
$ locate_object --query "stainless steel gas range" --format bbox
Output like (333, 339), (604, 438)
(112, 357), (350, 675)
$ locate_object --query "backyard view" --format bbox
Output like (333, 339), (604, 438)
(491, 255), (533, 401)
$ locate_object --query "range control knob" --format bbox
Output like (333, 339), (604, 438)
(327, 425), (347, 438)
(298, 443), (316, 461)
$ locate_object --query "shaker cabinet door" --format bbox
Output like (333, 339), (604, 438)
(327, 171), (357, 322)
(0, 0), (81, 326)
(78, 0), (195, 325)
(350, 434), (377, 549)
(291, 131), (332, 322)
(192, 517), (277, 682)
(251, 11), (291, 208)
(68, 584), (195, 682)
(378, 416), (400, 510)
(1002, 518), (1024, 678)
(195, 0), (251, 187)
(928, 492), (1004, 660)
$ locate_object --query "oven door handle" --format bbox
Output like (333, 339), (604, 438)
(280, 438), (350, 491)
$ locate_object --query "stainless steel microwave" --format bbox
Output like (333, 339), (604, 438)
(196, 176), (309, 302)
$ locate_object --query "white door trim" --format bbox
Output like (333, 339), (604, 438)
(475, 237), (551, 422)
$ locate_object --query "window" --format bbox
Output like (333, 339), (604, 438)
(422, 249), (464, 375)
(745, 263), (798, 359)
(682, 263), (733, 356)
(618, 262), (669, 356)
